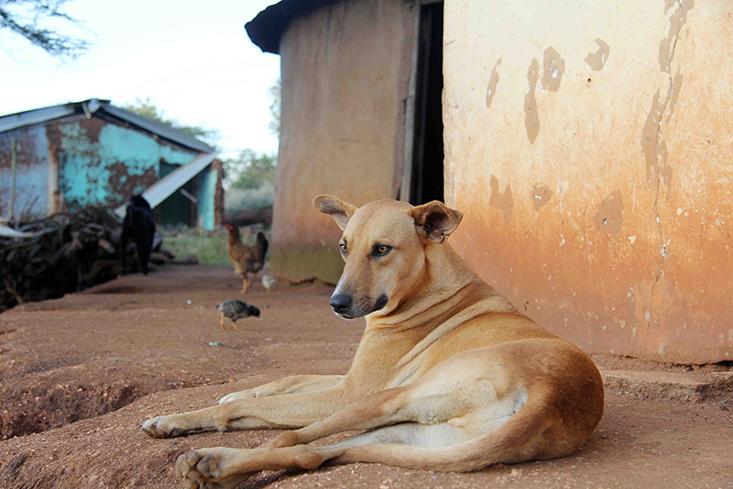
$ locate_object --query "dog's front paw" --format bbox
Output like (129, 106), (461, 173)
(176, 448), (248, 489)
(141, 415), (188, 438)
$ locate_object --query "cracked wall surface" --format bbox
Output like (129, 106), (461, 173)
(443, 0), (732, 363)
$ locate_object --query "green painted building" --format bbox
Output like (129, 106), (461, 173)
(0, 99), (223, 230)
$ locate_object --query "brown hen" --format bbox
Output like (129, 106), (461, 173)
(223, 224), (268, 293)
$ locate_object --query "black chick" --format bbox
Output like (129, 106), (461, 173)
(216, 300), (261, 330)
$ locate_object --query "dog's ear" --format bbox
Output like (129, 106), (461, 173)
(410, 201), (463, 243)
(313, 194), (357, 230)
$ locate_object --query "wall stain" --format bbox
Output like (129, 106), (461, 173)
(489, 175), (513, 221)
(584, 39), (610, 71)
(530, 184), (553, 211)
(79, 117), (104, 142)
(593, 190), (624, 234)
(485, 58), (502, 108)
(667, 72), (683, 120)
(659, 0), (694, 74)
(541, 47), (565, 91)
(524, 58), (540, 143)
(641, 0), (692, 186)
(107, 162), (157, 207)
(641, 89), (665, 180)
(646, 1), (694, 331)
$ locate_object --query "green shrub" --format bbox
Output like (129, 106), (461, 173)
(162, 228), (229, 266)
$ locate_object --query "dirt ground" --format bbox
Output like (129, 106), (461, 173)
(0, 265), (731, 489)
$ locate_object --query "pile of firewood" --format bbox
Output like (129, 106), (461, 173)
(0, 207), (174, 312)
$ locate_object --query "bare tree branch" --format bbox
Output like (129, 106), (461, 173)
(0, 0), (88, 58)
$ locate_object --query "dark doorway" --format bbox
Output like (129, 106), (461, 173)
(157, 160), (196, 227)
(409, 1), (444, 205)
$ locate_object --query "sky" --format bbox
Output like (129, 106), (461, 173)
(0, 0), (280, 158)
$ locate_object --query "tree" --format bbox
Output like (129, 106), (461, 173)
(223, 80), (279, 190)
(269, 79), (280, 136)
(224, 150), (276, 190)
(123, 98), (220, 146)
(0, 0), (88, 58)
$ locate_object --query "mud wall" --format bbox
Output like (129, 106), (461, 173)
(443, 0), (732, 363)
(272, 0), (417, 283)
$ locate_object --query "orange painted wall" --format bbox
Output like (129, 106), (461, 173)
(443, 0), (732, 363)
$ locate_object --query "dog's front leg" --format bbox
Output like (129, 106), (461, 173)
(218, 374), (345, 404)
(142, 387), (347, 438)
(176, 445), (336, 489)
(173, 386), (442, 488)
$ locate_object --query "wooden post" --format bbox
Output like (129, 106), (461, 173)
(9, 138), (17, 222)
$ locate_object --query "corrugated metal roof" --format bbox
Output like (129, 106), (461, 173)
(0, 99), (214, 153)
(101, 104), (214, 153)
(246, 0), (342, 54)
(0, 102), (93, 133)
(114, 151), (219, 217)
(0, 225), (36, 238)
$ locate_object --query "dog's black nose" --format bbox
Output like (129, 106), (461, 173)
(330, 294), (352, 314)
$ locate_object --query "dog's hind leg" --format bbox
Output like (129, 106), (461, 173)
(142, 387), (350, 438)
(264, 352), (524, 449)
(263, 386), (416, 448)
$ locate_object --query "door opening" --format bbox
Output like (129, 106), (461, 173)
(409, 1), (444, 205)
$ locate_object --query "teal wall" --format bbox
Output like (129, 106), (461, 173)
(58, 119), (196, 209)
(1, 115), (217, 228)
(196, 166), (219, 231)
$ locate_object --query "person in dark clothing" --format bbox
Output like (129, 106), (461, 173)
(121, 194), (156, 275)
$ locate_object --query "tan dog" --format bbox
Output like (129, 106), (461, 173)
(142, 196), (604, 489)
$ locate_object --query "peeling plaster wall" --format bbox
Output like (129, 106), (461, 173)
(0, 115), (217, 228)
(443, 0), (732, 363)
(272, 0), (417, 283)
(0, 126), (51, 219)
(52, 117), (196, 210)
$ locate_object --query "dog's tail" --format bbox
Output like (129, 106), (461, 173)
(331, 387), (560, 472)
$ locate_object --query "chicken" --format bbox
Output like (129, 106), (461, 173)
(223, 224), (268, 293)
(216, 300), (261, 330)
(261, 274), (277, 291)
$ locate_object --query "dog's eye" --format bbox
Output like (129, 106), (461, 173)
(372, 244), (392, 257)
(339, 242), (348, 256)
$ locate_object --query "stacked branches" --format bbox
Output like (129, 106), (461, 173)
(0, 207), (172, 312)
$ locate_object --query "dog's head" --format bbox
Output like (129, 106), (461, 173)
(314, 195), (463, 319)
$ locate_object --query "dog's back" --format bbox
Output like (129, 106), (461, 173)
(121, 195), (156, 274)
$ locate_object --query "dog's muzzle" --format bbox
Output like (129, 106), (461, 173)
(330, 293), (388, 319)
